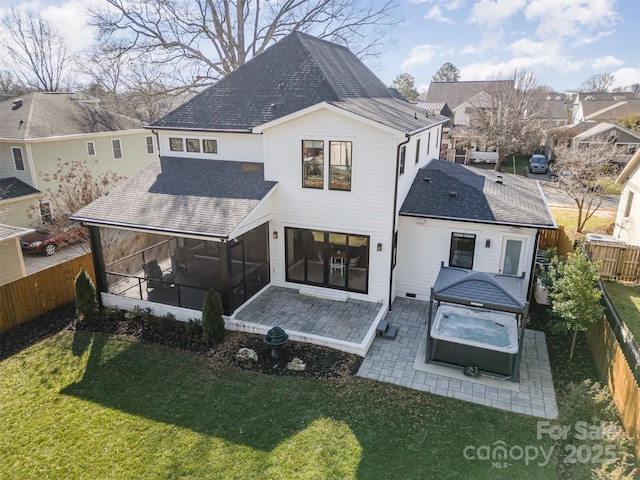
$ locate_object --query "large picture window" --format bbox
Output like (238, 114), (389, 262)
(302, 140), (324, 188)
(449, 232), (475, 269)
(329, 141), (352, 190)
(285, 227), (368, 293)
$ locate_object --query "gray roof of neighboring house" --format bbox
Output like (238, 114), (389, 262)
(400, 160), (556, 228)
(0, 177), (41, 200)
(149, 31), (448, 133)
(71, 157), (277, 238)
(581, 98), (640, 121)
(424, 80), (514, 110)
(573, 121), (640, 142)
(542, 98), (570, 121)
(0, 92), (143, 140)
(433, 266), (527, 313)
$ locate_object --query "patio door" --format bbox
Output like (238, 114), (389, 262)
(500, 237), (525, 276)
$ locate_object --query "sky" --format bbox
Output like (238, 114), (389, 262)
(1, 0), (639, 93)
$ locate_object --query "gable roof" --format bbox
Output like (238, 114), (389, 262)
(0, 177), (41, 200)
(71, 157), (277, 238)
(571, 121), (640, 143)
(579, 98), (640, 121)
(617, 148), (640, 185)
(433, 266), (527, 313)
(400, 160), (556, 229)
(0, 92), (143, 140)
(0, 223), (34, 242)
(424, 80), (514, 110)
(149, 32), (447, 133)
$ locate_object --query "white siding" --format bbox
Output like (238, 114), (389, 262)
(614, 168), (640, 246)
(158, 130), (263, 162)
(263, 108), (398, 303)
(0, 196), (41, 228)
(0, 141), (34, 186)
(395, 216), (538, 301)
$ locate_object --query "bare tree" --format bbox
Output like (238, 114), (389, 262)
(549, 143), (619, 233)
(469, 69), (547, 171)
(89, 0), (401, 89)
(580, 73), (614, 93)
(391, 73), (418, 100)
(0, 70), (25, 95)
(432, 62), (460, 82)
(0, 9), (73, 92)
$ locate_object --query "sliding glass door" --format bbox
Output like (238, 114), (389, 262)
(285, 227), (368, 293)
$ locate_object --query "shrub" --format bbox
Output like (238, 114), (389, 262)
(157, 312), (177, 332)
(74, 268), (98, 319)
(202, 289), (225, 344)
(185, 318), (203, 335)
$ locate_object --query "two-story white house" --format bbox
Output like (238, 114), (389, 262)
(72, 33), (555, 358)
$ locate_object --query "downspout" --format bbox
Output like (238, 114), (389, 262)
(387, 134), (411, 312)
(151, 130), (161, 158)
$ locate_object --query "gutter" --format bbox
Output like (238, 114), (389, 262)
(144, 126), (253, 133)
(388, 134), (411, 312)
(398, 212), (557, 230)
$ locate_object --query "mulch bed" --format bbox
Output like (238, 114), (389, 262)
(1, 303), (362, 379)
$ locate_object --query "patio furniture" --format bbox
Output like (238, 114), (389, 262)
(143, 259), (174, 291)
(175, 247), (199, 274)
(330, 250), (346, 276)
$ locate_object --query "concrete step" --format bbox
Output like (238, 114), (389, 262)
(383, 325), (398, 339)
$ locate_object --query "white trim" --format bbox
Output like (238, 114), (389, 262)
(86, 140), (96, 156)
(0, 128), (149, 143)
(111, 138), (123, 159)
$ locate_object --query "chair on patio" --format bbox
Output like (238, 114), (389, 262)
(143, 259), (174, 291)
(175, 247), (199, 275)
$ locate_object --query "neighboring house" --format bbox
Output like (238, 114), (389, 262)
(614, 149), (640, 246)
(72, 33), (555, 360)
(423, 80), (514, 164)
(0, 92), (158, 226)
(545, 121), (640, 164)
(0, 223), (34, 285)
(571, 92), (640, 124)
(541, 93), (571, 130)
(0, 177), (41, 228)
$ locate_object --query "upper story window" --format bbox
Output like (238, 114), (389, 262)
(87, 141), (96, 156)
(112, 139), (122, 159)
(11, 147), (25, 171)
(449, 232), (475, 269)
(415, 139), (421, 164)
(302, 140), (324, 189)
(186, 138), (200, 152)
(329, 141), (351, 191)
(146, 136), (154, 154)
(399, 145), (406, 175)
(203, 139), (218, 154)
(427, 132), (431, 154)
(169, 137), (184, 151)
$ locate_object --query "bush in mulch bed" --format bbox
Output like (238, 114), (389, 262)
(1, 303), (362, 379)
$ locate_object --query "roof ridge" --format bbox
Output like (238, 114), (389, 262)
(293, 32), (341, 101)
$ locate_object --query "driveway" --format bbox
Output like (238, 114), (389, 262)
(23, 243), (89, 275)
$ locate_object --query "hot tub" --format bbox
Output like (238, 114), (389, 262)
(429, 304), (519, 377)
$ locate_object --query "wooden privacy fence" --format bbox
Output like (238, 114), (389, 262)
(585, 242), (640, 283)
(0, 253), (95, 333)
(586, 313), (640, 459)
(538, 226), (574, 257)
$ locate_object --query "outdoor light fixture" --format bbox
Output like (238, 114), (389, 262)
(485, 239), (491, 248)
(273, 231), (278, 239)
(377, 243), (382, 251)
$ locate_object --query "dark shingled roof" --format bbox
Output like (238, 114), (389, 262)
(0, 92), (143, 140)
(433, 266), (527, 313)
(400, 160), (556, 228)
(0, 177), (41, 200)
(150, 31), (447, 133)
(71, 157), (277, 238)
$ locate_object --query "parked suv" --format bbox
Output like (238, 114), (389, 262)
(528, 154), (548, 174)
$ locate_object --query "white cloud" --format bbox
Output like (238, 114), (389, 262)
(424, 6), (453, 23)
(469, 0), (526, 29)
(592, 55), (624, 69)
(610, 68), (640, 89)
(525, 0), (618, 40)
(401, 44), (438, 70)
(571, 30), (613, 47)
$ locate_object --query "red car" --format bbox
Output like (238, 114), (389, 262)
(20, 225), (88, 256)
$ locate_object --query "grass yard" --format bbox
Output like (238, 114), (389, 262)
(604, 281), (640, 342)
(550, 208), (613, 241)
(0, 330), (557, 480)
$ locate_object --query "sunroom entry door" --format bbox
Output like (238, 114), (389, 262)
(285, 227), (368, 293)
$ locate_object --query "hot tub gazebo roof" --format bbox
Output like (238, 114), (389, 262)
(427, 264), (530, 381)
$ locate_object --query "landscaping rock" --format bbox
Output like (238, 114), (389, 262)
(287, 357), (306, 371)
(236, 347), (258, 363)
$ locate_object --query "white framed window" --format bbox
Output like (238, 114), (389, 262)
(169, 137), (184, 151)
(12, 147), (25, 171)
(203, 139), (218, 154)
(449, 232), (475, 269)
(500, 237), (527, 276)
(40, 200), (53, 223)
(145, 136), (154, 154)
(399, 145), (406, 175)
(112, 139), (122, 159)
(86, 141), (95, 156)
(186, 138), (200, 153)
(415, 138), (421, 164)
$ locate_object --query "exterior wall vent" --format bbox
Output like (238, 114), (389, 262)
(448, 191), (457, 198)
(422, 177), (432, 183)
(12, 99), (23, 110)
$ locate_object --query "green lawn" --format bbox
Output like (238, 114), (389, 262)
(604, 281), (640, 342)
(550, 208), (613, 241)
(0, 331), (557, 480)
